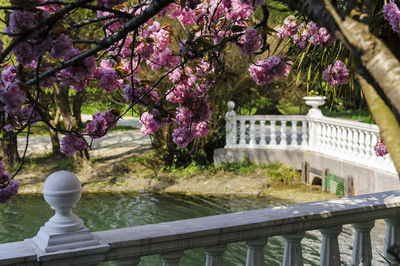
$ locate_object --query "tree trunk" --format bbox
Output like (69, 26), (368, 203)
(53, 83), (89, 164)
(0, 131), (20, 167)
(48, 106), (64, 158)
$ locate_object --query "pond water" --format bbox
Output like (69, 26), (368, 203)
(0, 192), (386, 265)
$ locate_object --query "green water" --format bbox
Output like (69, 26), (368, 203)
(0, 193), (386, 265)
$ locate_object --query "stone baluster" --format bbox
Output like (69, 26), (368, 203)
(319, 123), (327, 149)
(364, 132), (372, 159)
(246, 238), (268, 266)
(259, 120), (266, 146)
(326, 125), (332, 150)
(346, 128), (353, 155)
(239, 118), (246, 146)
(331, 126), (338, 151)
(371, 133), (378, 159)
(358, 130), (365, 157)
(335, 126), (342, 152)
(249, 119), (256, 146)
(225, 101), (237, 148)
(270, 120), (277, 145)
(115, 257), (141, 266)
(316, 122), (323, 149)
(352, 129), (359, 156)
(301, 120), (308, 146)
(384, 217), (400, 265)
(352, 221), (375, 266)
(160, 251), (184, 266)
(340, 126), (347, 153)
(205, 244), (227, 266)
(320, 226), (342, 266)
(291, 120), (298, 146)
(283, 232), (305, 266)
(280, 120), (287, 146)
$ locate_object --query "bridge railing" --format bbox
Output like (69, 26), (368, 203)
(1, 171), (400, 266)
(224, 98), (396, 173)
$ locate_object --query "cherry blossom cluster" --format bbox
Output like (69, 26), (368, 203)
(382, 2), (400, 33)
(323, 60), (349, 86)
(86, 110), (118, 139)
(60, 134), (88, 156)
(277, 18), (335, 49)
(0, 161), (19, 203)
(248, 57), (292, 85)
(375, 139), (389, 156)
(237, 28), (262, 55)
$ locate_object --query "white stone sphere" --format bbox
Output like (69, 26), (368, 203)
(43, 171), (82, 210)
(227, 101), (235, 109)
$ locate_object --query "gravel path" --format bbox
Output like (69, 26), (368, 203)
(17, 116), (151, 157)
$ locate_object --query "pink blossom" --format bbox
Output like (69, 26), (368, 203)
(1, 66), (18, 86)
(86, 110), (117, 138)
(310, 27), (335, 47)
(93, 67), (120, 92)
(375, 139), (389, 156)
(306, 21), (319, 35)
(3, 124), (15, 132)
(383, 2), (400, 32)
(148, 49), (180, 70)
(238, 28), (262, 55)
(323, 60), (349, 86)
(140, 111), (161, 135)
(225, 0), (254, 21)
(192, 121), (209, 137)
(293, 23), (311, 49)
(249, 57), (292, 85)
(276, 16), (297, 39)
(60, 134), (88, 156)
(62, 48), (96, 82)
(0, 83), (26, 114)
(175, 107), (194, 127)
(0, 161), (9, 183)
(50, 34), (72, 59)
(172, 127), (193, 147)
(13, 42), (35, 65)
(0, 180), (20, 203)
(135, 43), (155, 60)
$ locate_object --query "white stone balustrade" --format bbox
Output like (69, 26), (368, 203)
(224, 100), (397, 175)
(224, 114), (308, 148)
(1, 171), (400, 265)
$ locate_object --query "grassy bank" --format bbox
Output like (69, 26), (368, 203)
(14, 150), (337, 204)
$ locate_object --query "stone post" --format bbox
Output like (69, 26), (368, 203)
(319, 226), (342, 266)
(352, 221), (374, 265)
(225, 101), (237, 148)
(283, 232), (305, 266)
(160, 251), (184, 266)
(304, 96), (326, 149)
(205, 244), (227, 266)
(246, 238), (268, 266)
(384, 217), (400, 265)
(32, 171), (100, 253)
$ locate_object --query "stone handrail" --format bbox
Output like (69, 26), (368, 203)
(224, 99), (396, 174)
(225, 101), (308, 149)
(1, 171), (400, 265)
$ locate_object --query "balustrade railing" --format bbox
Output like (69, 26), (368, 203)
(224, 100), (396, 174)
(225, 102), (308, 149)
(1, 171), (400, 266)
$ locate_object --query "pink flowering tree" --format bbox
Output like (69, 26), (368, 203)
(0, 0), (399, 203)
